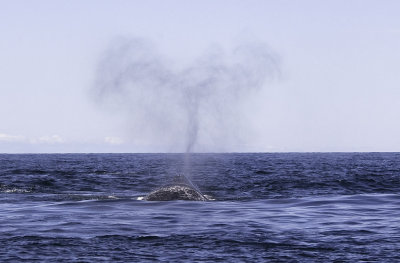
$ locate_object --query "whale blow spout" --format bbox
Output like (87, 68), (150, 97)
(145, 175), (208, 201)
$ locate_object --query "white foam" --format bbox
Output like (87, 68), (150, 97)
(2, 188), (31, 193)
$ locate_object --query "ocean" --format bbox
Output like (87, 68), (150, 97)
(1, 153), (399, 262)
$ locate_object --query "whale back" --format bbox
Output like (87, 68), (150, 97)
(146, 175), (208, 201)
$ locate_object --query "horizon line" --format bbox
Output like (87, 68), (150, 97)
(1, 151), (399, 154)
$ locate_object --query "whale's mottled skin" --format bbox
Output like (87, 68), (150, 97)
(145, 175), (208, 201)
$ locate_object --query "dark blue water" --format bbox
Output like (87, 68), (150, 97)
(1, 153), (400, 262)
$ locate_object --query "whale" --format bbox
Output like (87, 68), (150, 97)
(145, 175), (208, 201)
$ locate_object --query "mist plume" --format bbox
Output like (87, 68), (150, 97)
(93, 37), (279, 153)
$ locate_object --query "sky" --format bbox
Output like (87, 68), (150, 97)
(1, 0), (400, 153)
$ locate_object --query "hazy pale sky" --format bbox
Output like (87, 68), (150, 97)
(1, 0), (399, 153)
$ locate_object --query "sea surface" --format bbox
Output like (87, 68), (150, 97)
(1, 153), (400, 262)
